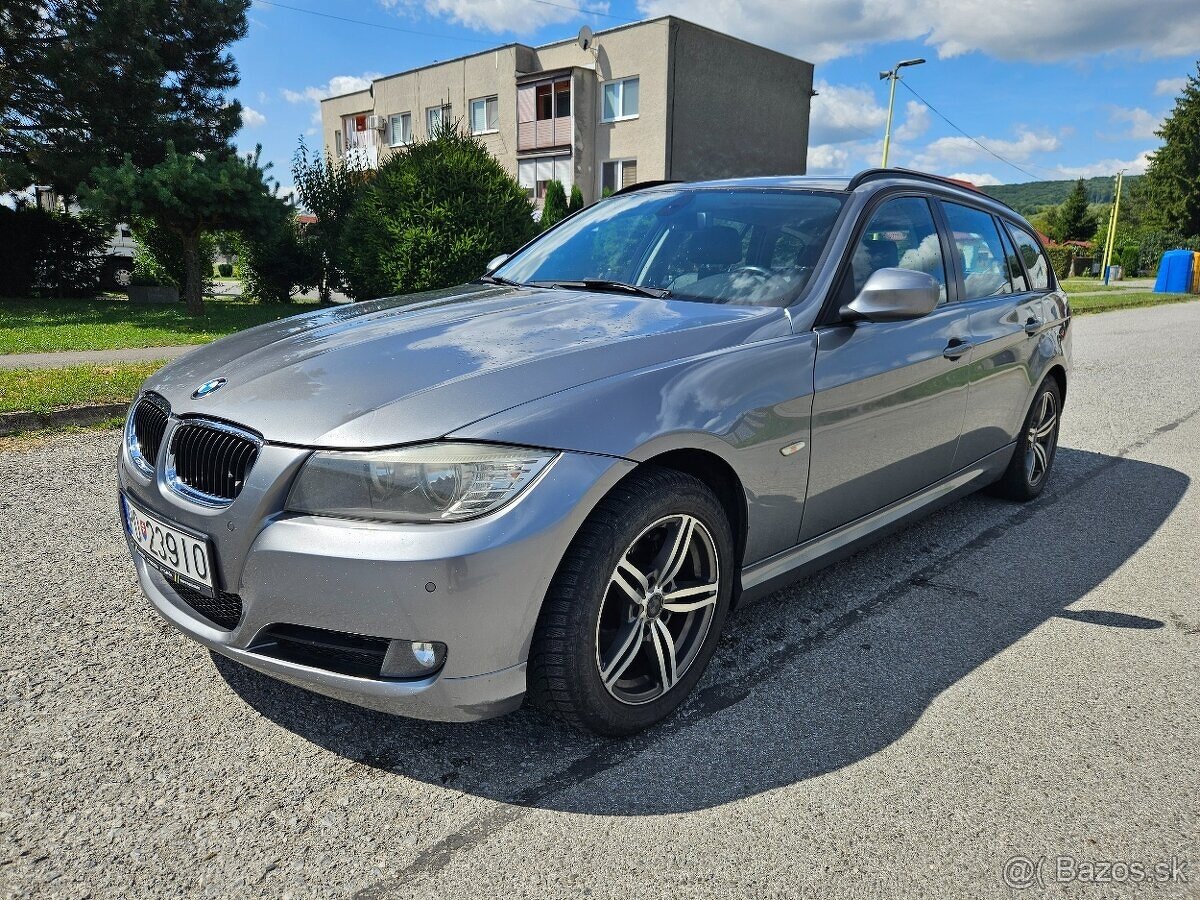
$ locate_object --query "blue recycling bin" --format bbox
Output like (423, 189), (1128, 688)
(1154, 249), (1195, 293)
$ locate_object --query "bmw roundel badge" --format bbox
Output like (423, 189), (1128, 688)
(192, 377), (227, 399)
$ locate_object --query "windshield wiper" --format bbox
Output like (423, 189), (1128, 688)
(547, 279), (670, 298)
(476, 274), (525, 287)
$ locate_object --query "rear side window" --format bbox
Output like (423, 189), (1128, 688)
(997, 221), (1029, 292)
(847, 196), (947, 303)
(1006, 224), (1051, 290)
(942, 202), (1012, 300)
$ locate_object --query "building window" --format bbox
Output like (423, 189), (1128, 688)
(426, 103), (451, 136)
(389, 112), (412, 146)
(334, 130), (342, 157)
(601, 159), (637, 194)
(519, 155), (573, 204)
(601, 77), (639, 122)
(555, 80), (570, 118)
(469, 96), (499, 134)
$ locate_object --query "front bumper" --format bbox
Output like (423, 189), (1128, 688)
(120, 441), (634, 722)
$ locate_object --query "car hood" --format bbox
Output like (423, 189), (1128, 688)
(144, 283), (788, 448)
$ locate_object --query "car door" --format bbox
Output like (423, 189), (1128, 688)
(942, 204), (1052, 467)
(801, 194), (973, 541)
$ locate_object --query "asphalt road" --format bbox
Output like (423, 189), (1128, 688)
(4, 303), (1199, 899)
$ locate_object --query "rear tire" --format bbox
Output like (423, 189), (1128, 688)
(529, 467), (734, 736)
(988, 376), (1061, 502)
(104, 258), (134, 291)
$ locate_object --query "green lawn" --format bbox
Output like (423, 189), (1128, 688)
(1068, 291), (1193, 314)
(0, 294), (315, 354)
(0, 361), (164, 414)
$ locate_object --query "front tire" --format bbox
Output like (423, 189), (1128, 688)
(529, 467), (734, 736)
(989, 376), (1062, 502)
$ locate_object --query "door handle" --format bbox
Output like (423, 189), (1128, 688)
(1024, 316), (1042, 335)
(943, 339), (972, 360)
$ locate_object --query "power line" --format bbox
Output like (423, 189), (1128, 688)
(897, 78), (1051, 181)
(254, 0), (622, 45)
(254, 0), (494, 44)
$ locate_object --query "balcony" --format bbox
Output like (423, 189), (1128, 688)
(518, 76), (571, 152)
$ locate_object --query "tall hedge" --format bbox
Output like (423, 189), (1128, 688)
(341, 129), (536, 299)
(0, 206), (108, 298)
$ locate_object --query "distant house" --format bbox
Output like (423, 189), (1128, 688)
(319, 16), (814, 208)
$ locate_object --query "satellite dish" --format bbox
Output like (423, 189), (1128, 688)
(577, 25), (594, 52)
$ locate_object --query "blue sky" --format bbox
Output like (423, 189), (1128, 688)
(230, 0), (1200, 196)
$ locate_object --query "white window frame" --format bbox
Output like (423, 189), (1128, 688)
(600, 158), (637, 195)
(600, 77), (639, 123)
(426, 103), (451, 136)
(469, 95), (499, 135)
(388, 112), (412, 147)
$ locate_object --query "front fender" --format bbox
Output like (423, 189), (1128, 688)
(449, 334), (819, 564)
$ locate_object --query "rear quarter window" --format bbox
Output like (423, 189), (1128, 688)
(1005, 224), (1052, 291)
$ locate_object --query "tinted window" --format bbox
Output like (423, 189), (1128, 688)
(1006, 224), (1051, 290)
(997, 220), (1029, 292)
(943, 202), (1011, 300)
(848, 197), (947, 302)
(495, 189), (846, 307)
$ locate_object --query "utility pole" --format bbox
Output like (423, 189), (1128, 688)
(880, 58), (925, 167)
(1101, 170), (1126, 284)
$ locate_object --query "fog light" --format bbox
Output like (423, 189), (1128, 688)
(380, 639), (447, 679)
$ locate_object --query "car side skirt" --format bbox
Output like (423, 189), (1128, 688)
(738, 443), (1014, 604)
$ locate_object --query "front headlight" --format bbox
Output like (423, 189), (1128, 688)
(286, 443), (558, 523)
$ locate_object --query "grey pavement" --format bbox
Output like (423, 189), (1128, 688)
(2, 303), (1198, 898)
(0, 344), (199, 370)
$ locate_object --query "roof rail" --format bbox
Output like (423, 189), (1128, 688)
(609, 179), (681, 197)
(847, 168), (1016, 210)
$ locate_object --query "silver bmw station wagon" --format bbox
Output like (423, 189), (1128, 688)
(119, 169), (1070, 735)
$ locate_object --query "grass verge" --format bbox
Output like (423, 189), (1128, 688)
(0, 361), (162, 414)
(1068, 291), (1194, 315)
(0, 294), (315, 354)
(0, 418), (124, 452)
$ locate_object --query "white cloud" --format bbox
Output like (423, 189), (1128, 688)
(894, 100), (930, 142)
(907, 130), (1060, 171)
(948, 171), (1001, 186)
(1046, 150), (1154, 179)
(807, 144), (850, 174)
(257, 90), (270, 105)
(1109, 106), (1160, 140)
(382, 0), (608, 35)
(1154, 76), (1187, 96)
(283, 73), (382, 126)
(808, 81), (888, 145)
(635, 0), (1200, 63)
(241, 106), (267, 128)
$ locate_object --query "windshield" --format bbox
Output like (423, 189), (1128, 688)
(493, 188), (847, 307)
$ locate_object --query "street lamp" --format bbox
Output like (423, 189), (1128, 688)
(880, 58), (925, 167)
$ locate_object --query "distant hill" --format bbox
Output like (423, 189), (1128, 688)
(981, 175), (1141, 217)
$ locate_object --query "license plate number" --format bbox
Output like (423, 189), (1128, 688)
(123, 496), (214, 588)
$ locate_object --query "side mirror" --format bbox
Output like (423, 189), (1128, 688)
(842, 268), (940, 323)
(485, 253), (510, 273)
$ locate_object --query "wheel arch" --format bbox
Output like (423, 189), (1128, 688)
(1046, 363), (1067, 404)
(620, 447), (750, 605)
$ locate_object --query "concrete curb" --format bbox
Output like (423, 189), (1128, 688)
(0, 402), (128, 437)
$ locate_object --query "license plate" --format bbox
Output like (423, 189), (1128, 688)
(122, 495), (215, 589)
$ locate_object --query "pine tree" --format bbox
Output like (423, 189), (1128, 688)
(567, 183), (584, 213)
(1058, 178), (1096, 242)
(1142, 61), (1200, 237)
(541, 180), (569, 230)
(1, 0), (249, 199)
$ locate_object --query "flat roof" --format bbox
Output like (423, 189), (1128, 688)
(320, 15), (811, 103)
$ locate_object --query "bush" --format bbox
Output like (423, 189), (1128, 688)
(235, 214), (320, 304)
(540, 180), (568, 231)
(568, 183), (584, 213)
(1116, 244), (1141, 277)
(1044, 244), (1074, 281)
(217, 262), (233, 277)
(0, 205), (108, 298)
(341, 128), (536, 299)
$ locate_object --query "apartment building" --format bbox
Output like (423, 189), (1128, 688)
(319, 16), (813, 206)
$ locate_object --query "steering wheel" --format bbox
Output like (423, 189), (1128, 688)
(730, 265), (773, 279)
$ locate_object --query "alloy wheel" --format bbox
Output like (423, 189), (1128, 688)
(1025, 389), (1058, 486)
(595, 514), (720, 705)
